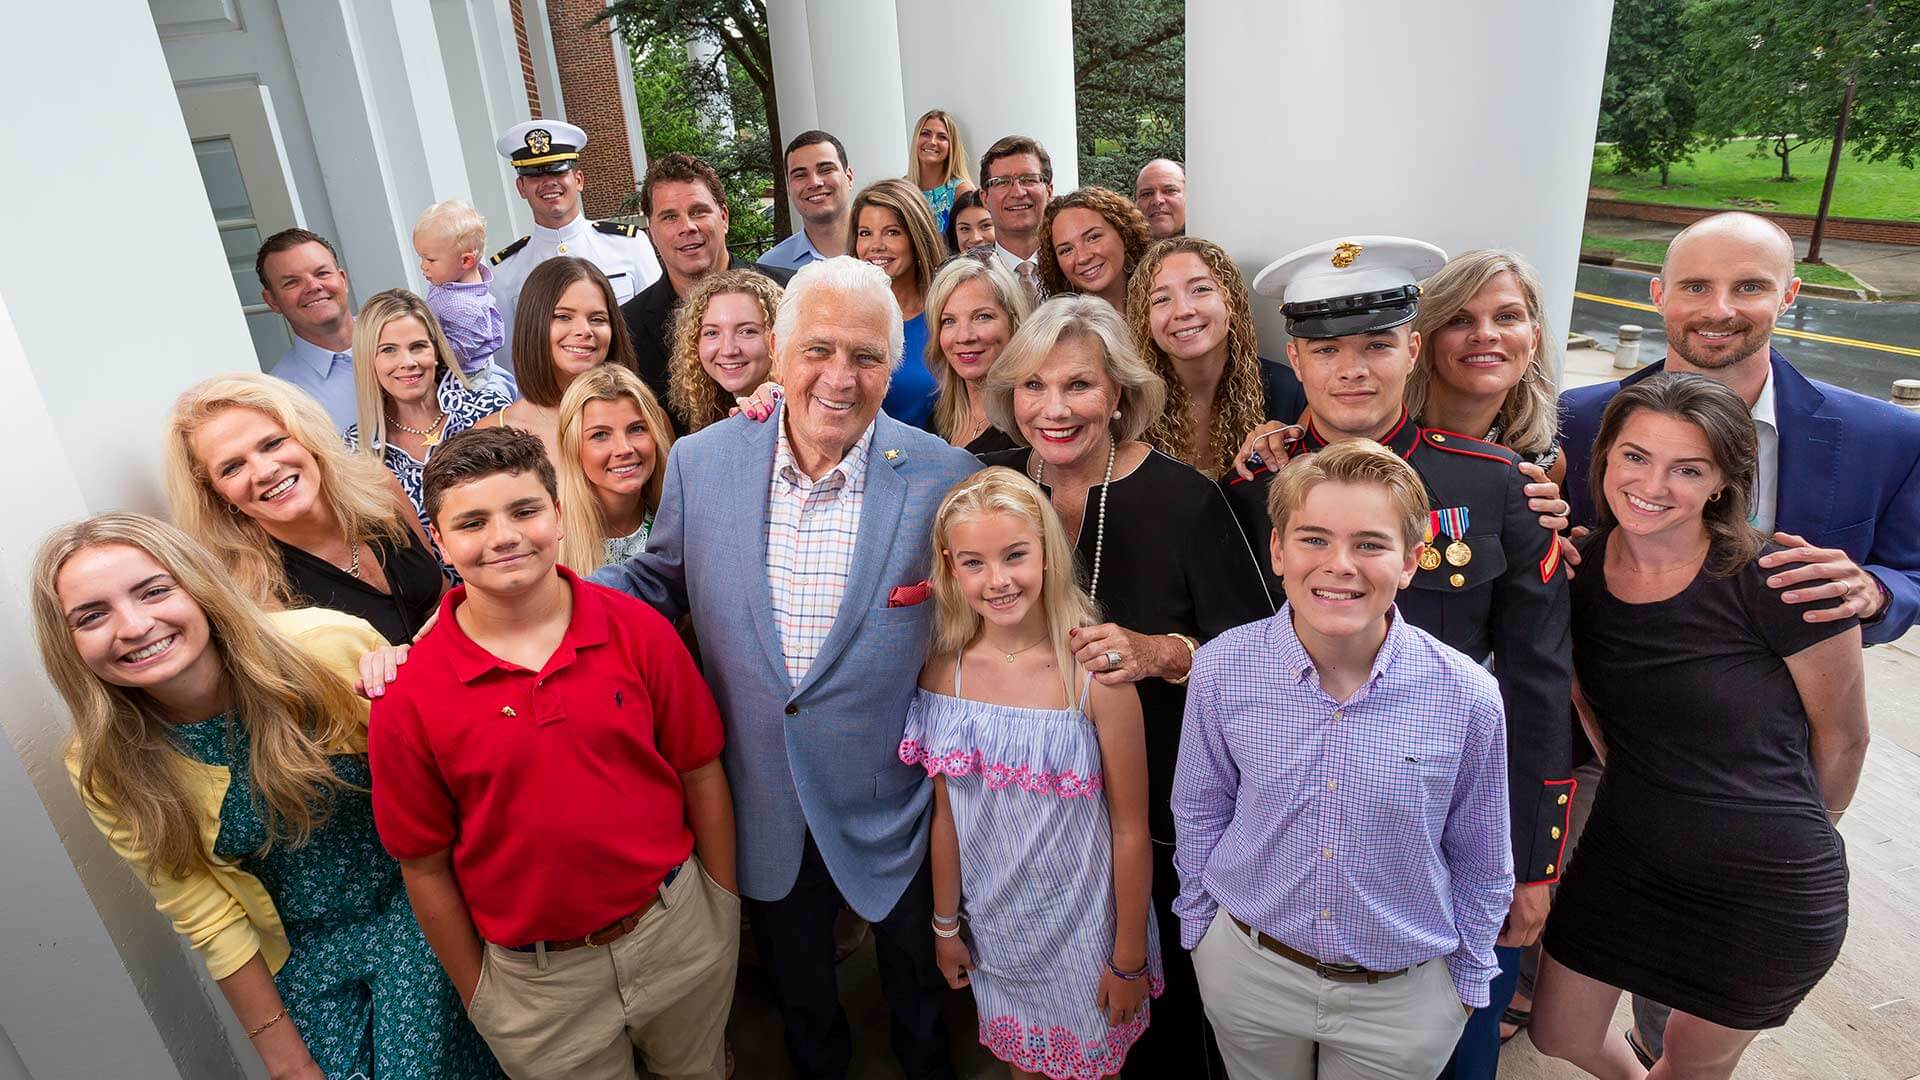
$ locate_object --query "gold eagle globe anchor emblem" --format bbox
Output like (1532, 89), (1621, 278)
(1330, 242), (1364, 269)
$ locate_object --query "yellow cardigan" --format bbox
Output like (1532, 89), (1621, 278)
(67, 607), (387, 981)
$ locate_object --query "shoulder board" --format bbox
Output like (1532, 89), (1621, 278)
(593, 220), (639, 238)
(489, 236), (530, 265)
(1418, 428), (1519, 468)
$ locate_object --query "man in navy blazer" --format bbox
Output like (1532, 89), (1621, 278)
(595, 257), (976, 1079)
(1562, 212), (1918, 648)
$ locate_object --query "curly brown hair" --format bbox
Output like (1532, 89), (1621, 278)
(1037, 187), (1153, 298)
(1127, 237), (1269, 479)
(667, 269), (785, 432)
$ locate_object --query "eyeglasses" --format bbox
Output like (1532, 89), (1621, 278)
(983, 173), (1048, 192)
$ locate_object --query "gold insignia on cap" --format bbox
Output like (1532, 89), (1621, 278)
(1331, 242), (1364, 269)
(526, 128), (552, 155)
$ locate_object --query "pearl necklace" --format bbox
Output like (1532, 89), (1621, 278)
(387, 410), (448, 446)
(1029, 437), (1116, 600)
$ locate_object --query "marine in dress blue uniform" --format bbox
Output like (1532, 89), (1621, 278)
(488, 120), (662, 361)
(1219, 238), (1574, 1080)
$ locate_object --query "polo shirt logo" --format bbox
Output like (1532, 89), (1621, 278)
(615, 690), (623, 708)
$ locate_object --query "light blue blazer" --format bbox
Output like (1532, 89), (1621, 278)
(593, 408), (981, 919)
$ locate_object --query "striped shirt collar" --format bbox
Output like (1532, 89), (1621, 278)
(773, 406), (877, 494)
(1268, 601), (1410, 696)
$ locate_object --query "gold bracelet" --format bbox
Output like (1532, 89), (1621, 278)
(1163, 633), (1200, 686)
(246, 1008), (287, 1039)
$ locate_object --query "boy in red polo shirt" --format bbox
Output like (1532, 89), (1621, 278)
(369, 426), (738, 1080)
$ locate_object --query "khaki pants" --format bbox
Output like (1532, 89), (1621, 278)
(468, 854), (741, 1080)
(1193, 909), (1468, 1080)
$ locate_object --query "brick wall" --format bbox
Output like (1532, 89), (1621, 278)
(546, 0), (639, 220)
(509, 0), (541, 116)
(1588, 198), (1920, 247)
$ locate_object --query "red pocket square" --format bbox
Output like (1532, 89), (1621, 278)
(888, 581), (932, 607)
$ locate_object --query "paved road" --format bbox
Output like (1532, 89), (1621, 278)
(1568, 264), (1920, 398)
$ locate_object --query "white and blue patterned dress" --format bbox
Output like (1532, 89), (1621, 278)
(899, 661), (1163, 1080)
(346, 368), (512, 576)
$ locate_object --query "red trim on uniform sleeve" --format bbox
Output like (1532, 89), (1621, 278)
(1540, 776), (1577, 883)
(1540, 537), (1563, 583)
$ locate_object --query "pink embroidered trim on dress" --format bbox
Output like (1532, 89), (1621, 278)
(898, 739), (1104, 798)
(977, 976), (1165, 1079)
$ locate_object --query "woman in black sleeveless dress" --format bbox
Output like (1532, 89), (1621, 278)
(1530, 374), (1867, 1080)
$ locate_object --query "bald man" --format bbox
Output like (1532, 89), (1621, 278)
(1555, 211), (1920, 1061)
(1133, 158), (1187, 239)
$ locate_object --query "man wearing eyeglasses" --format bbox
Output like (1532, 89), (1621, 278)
(977, 135), (1055, 296)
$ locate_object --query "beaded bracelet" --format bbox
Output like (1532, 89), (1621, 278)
(1107, 958), (1149, 981)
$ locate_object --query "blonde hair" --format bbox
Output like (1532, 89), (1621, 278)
(1265, 440), (1430, 551)
(555, 365), (676, 574)
(1037, 187), (1154, 298)
(352, 289), (475, 451)
(165, 374), (409, 609)
(923, 255), (1034, 443)
(1407, 249), (1560, 458)
(930, 468), (1098, 705)
(31, 513), (363, 880)
(414, 199), (487, 254)
(847, 178), (948, 307)
(668, 269), (785, 432)
(1129, 237), (1269, 479)
(905, 109), (972, 188)
(985, 294), (1168, 446)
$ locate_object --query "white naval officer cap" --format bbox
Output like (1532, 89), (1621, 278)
(1252, 236), (1448, 340)
(497, 120), (588, 175)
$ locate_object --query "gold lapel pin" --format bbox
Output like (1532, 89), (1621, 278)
(883, 449), (901, 461)
(500, 706), (517, 717)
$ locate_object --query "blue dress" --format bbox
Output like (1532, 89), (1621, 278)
(883, 312), (940, 432)
(922, 178), (961, 235)
(173, 713), (501, 1079)
(900, 663), (1163, 1079)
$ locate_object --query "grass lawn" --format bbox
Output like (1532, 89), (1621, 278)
(1590, 141), (1920, 222)
(1580, 233), (1865, 290)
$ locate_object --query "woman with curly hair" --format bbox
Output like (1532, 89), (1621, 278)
(1407, 248), (1565, 481)
(1038, 187), (1152, 311)
(1129, 237), (1307, 479)
(666, 268), (784, 433)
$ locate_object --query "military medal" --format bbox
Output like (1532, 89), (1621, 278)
(1437, 506), (1473, 567)
(1418, 511), (1443, 571)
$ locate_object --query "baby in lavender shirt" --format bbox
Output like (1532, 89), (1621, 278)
(414, 200), (516, 396)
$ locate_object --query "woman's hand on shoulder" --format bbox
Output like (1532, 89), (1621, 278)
(729, 381), (784, 423)
(355, 644), (410, 699)
(1069, 624), (1173, 686)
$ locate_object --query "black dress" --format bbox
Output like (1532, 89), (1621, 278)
(1544, 535), (1854, 1029)
(981, 445), (1272, 1076)
(963, 426), (1019, 457)
(277, 533), (443, 646)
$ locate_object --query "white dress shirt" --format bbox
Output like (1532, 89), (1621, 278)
(1750, 366), (1779, 533)
(489, 211), (663, 356)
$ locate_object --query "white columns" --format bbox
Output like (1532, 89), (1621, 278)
(800, 0), (910, 185)
(767, 0), (820, 147)
(432, 0), (537, 239)
(894, 0), (1080, 191)
(0, 2), (268, 1076)
(1187, 1), (1614, 363)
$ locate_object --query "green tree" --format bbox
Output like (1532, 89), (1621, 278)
(1072, 0), (1185, 192)
(1598, 0), (1698, 185)
(621, 39), (773, 252)
(595, 0), (788, 238)
(1684, 0), (1920, 181)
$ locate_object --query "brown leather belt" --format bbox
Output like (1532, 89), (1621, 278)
(509, 865), (679, 953)
(1231, 916), (1409, 983)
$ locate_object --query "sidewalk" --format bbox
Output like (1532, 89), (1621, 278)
(1587, 215), (1920, 300)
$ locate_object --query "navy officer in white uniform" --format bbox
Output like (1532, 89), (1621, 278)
(489, 119), (662, 365)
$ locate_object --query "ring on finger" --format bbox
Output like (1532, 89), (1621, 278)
(1106, 650), (1122, 670)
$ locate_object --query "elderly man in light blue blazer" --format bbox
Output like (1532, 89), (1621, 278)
(594, 256), (977, 1080)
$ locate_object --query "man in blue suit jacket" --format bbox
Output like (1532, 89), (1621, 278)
(1560, 212), (1919, 1061)
(1563, 212), (1918, 646)
(595, 257), (977, 1080)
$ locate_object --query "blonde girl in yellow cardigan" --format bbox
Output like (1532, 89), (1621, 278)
(32, 512), (498, 1080)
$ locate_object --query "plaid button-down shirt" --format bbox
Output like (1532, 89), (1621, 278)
(767, 413), (876, 685)
(1171, 605), (1514, 1006)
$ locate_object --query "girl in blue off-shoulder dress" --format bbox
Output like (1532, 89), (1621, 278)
(901, 467), (1161, 1080)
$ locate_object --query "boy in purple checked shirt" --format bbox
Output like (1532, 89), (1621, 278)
(415, 200), (517, 397)
(1172, 440), (1512, 1080)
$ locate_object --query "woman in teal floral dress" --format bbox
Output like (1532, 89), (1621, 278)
(33, 512), (500, 1080)
(907, 108), (978, 235)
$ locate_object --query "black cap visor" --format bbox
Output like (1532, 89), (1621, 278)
(514, 160), (577, 176)
(1281, 284), (1420, 341)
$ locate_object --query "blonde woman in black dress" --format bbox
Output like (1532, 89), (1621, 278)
(1530, 373), (1867, 1080)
